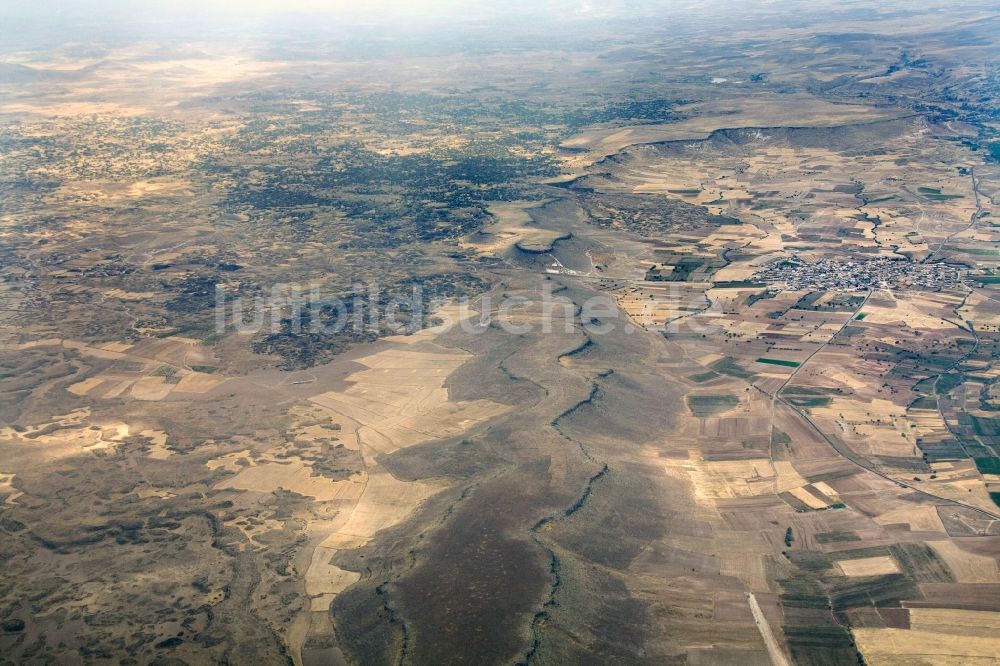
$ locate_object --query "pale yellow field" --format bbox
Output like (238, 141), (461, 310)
(874, 505), (946, 533)
(216, 462), (366, 502)
(854, 611), (1000, 664)
(719, 551), (769, 592)
(812, 481), (839, 498)
(674, 454), (808, 500)
(908, 608), (1000, 637)
(66, 377), (104, 396)
(0, 410), (133, 461)
(141, 429), (172, 460)
(173, 371), (225, 393)
(927, 541), (1000, 583)
(206, 449), (253, 473)
(317, 469), (442, 549)
(304, 546), (362, 611)
(789, 486), (831, 510)
(130, 376), (173, 401)
(837, 556), (901, 577)
(310, 346), (509, 454)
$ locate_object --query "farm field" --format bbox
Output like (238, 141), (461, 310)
(2, 1), (1000, 664)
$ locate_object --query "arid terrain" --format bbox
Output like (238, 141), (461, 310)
(2, 1), (1000, 664)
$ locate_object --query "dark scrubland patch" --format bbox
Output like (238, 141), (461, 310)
(307, 445), (364, 482)
(0, 348), (84, 424)
(381, 429), (514, 481)
(546, 465), (668, 570)
(396, 499), (549, 661)
(213, 136), (558, 248)
(0, 451), (295, 664)
(529, 552), (656, 665)
(442, 329), (547, 407)
(343, 460), (568, 666)
(687, 394), (739, 417)
(555, 365), (680, 449)
(253, 273), (489, 369)
(1, 619), (25, 632)
(328, 583), (407, 666)
(163, 274), (224, 313)
(574, 190), (740, 237)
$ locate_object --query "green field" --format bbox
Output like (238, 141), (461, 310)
(974, 457), (1000, 475)
(757, 357), (800, 367)
(787, 396), (833, 408)
(687, 394), (739, 417)
(971, 416), (1000, 436)
(710, 357), (758, 380)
